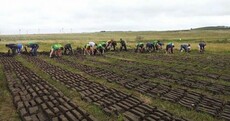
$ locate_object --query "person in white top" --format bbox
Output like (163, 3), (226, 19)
(89, 41), (95, 47)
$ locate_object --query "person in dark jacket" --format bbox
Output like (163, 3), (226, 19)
(5, 44), (18, 55)
(26, 42), (39, 56)
(120, 38), (127, 51)
(64, 44), (73, 55)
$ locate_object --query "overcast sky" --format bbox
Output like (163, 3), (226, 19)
(0, 0), (230, 34)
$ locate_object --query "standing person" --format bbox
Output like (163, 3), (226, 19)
(64, 43), (73, 55)
(5, 44), (18, 56)
(166, 42), (174, 54)
(49, 44), (63, 58)
(17, 43), (23, 54)
(199, 41), (206, 53)
(26, 42), (39, 56)
(135, 42), (145, 53)
(180, 43), (191, 53)
(120, 38), (127, 51)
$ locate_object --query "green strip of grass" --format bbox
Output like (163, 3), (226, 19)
(0, 64), (20, 121)
(61, 56), (223, 121)
(16, 56), (114, 121)
(78, 56), (230, 101)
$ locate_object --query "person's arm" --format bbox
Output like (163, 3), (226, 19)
(50, 49), (54, 57)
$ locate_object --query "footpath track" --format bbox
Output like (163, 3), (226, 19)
(23, 55), (187, 121)
(53, 56), (230, 121)
(87, 56), (230, 96)
(0, 56), (96, 121)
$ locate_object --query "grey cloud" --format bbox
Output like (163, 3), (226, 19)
(0, 0), (230, 34)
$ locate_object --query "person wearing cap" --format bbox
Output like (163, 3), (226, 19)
(49, 43), (63, 58)
(166, 42), (174, 54)
(135, 42), (145, 53)
(26, 42), (39, 56)
(5, 44), (18, 56)
(199, 41), (206, 53)
(64, 43), (73, 55)
(120, 38), (127, 51)
(180, 43), (191, 53)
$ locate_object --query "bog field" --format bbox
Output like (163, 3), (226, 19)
(0, 30), (230, 121)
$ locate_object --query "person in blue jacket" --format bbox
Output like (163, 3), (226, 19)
(16, 43), (23, 54)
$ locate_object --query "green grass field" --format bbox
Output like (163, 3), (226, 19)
(0, 30), (230, 121)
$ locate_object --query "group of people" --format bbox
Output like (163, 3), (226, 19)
(5, 42), (73, 57)
(135, 40), (164, 53)
(83, 38), (127, 55)
(135, 41), (206, 54)
(5, 39), (206, 57)
(5, 38), (127, 57)
(5, 43), (39, 56)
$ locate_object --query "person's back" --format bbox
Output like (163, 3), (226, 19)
(180, 43), (189, 52)
(166, 42), (174, 54)
(137, 42), (144, 47)
(89, 42), (95, 47)
(136, 42), (144, 52)
(64, 44), (73, 55)
(199, 41), (206, 46)
(6, 44), (17, 49)
(52, 44), (62, 50)
(6, 44), (17, 55)
(64, 44), (71, 48)
(199, 41), (206, 52)
(27, 42), (39, 56)
(16, 43), (23, 54)
(50, 44), (63, 57)
(29, 43), (39, 48)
